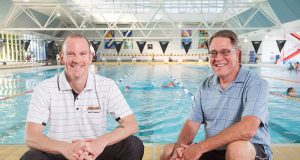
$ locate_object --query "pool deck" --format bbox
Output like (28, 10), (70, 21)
(0, 144), (299, 160)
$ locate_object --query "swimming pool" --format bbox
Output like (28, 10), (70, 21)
(0, 64), (299, 144)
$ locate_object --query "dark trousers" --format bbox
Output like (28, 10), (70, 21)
(21, 136), (144, 160)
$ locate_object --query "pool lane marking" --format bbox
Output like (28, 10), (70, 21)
(0, 90), (33, 101)
(169, 75), (194, 100)
(115, 66), (136, 85)
(262, 75), (300, 84)
(269, 91), (300, 102)
(0, 67), (136, 101)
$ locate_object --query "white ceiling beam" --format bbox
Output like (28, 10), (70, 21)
(4, 27), (278, 31)
(44, 6), (59, 28)
(127, 5), (146, 37)
(110, 6), (128, 37)
(3, 4), (16, 28)
(194, 7), (210, 28)
(89, 19), (103, 38)
(3, 5), (22, 29)
(157, 23), (168, 38)
(242, 8), (259, 28)
(21, 7), (43, 28)
(232, 16), (243, 28)
(146, 21), (159, 38)
(60, 6), (79, 28)
(258, 2), (282, 27)
(145, 6), (162, 29)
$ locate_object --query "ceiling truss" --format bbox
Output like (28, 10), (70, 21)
(1, 1), (282, 40)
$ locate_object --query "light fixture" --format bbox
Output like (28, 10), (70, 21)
(178, 24), (182, 28)
(24, 0), (29, 2)
(243, 38), (248, 43)
(57, 12), (61, 17)
(265, 35), (269, 39)
(155, 15), (161, 20)
(83, 25), (86, 28)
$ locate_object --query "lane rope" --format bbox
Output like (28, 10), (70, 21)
(269, 91), (300, 102)
(115, 66), (136, 85)
(169, 75), (194, 100)
(262, 75), (300, 84)
(0, 90), (33, 101)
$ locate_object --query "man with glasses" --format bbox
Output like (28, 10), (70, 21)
(161, 30), (272, 160)
(21, 34), (144, 160)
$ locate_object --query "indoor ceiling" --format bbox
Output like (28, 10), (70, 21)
(1, 0), (299, 40)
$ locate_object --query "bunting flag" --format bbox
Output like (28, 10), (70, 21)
(114, 41), (123, 54)
(24, 40), (31, 51)
(136, 41), (147, 54)
(90, 41), (101, 52)
(251, 41), (262, 53)
(182, 41), (192, 54)
(159, 41), (169, 54)
(276, 40), (286, 52)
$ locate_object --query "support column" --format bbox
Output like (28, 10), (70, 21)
(10, 32), (15, 62)
(19, 33), (23, 61)
(1, 31), (4, 61)
(6, 32), (10, 62)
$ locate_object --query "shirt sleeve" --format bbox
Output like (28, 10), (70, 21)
(189, 87), (204, 123)
(242, 78), (269, 125)
(26, 84), (50, 125)
(107, 81), (133, 119)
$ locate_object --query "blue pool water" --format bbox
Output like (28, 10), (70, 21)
(0, 65), (299, 144)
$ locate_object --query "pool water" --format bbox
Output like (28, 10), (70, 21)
(0, 65), (299, 144)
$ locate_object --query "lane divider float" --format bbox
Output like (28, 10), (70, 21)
(169, 75), (194, 100)
(116, 66), (136, 85)
(0, 90), (33, 101)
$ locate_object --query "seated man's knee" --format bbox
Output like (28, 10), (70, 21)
(226, 141), (256, 160)
(160, 144), (175, 160)
(123, 136), (144, 156)
(20, 149), (47, 160)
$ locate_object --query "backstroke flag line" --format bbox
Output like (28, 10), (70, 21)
(159, 41), (169, 54)
(251, 41), (262, 53)
(136, 41), (147, 54)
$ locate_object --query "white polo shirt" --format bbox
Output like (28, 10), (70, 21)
(26, 70), (133, 142)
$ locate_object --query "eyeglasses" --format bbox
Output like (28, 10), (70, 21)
(208, 48), (237, 58)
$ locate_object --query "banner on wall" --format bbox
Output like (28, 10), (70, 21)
(136, 41), (146, 54)
(147, 44), (153, 49)
(90, 41), (101, 52)
(181, 30), (192, 49)
(123, 30), (133, 49)
(198, 30), (209, 49)
(159, 41), (169, 54)
(251, 41), (262, 53)
(104, 30), (115, 49)
(276, 40), (286, 52)
(182, 41), (192, 54)
(24, 40), (31, 51)
(114, 41), (123, 54)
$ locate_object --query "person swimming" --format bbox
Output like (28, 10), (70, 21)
(125, 85), (130, 92)
(287, 87), (297, 97)
(162, 81), (176, 88)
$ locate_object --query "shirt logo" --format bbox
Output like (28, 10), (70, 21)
(87, 106), (101, 113)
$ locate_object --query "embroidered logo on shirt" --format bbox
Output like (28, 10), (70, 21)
(87, 106), (101, 113)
